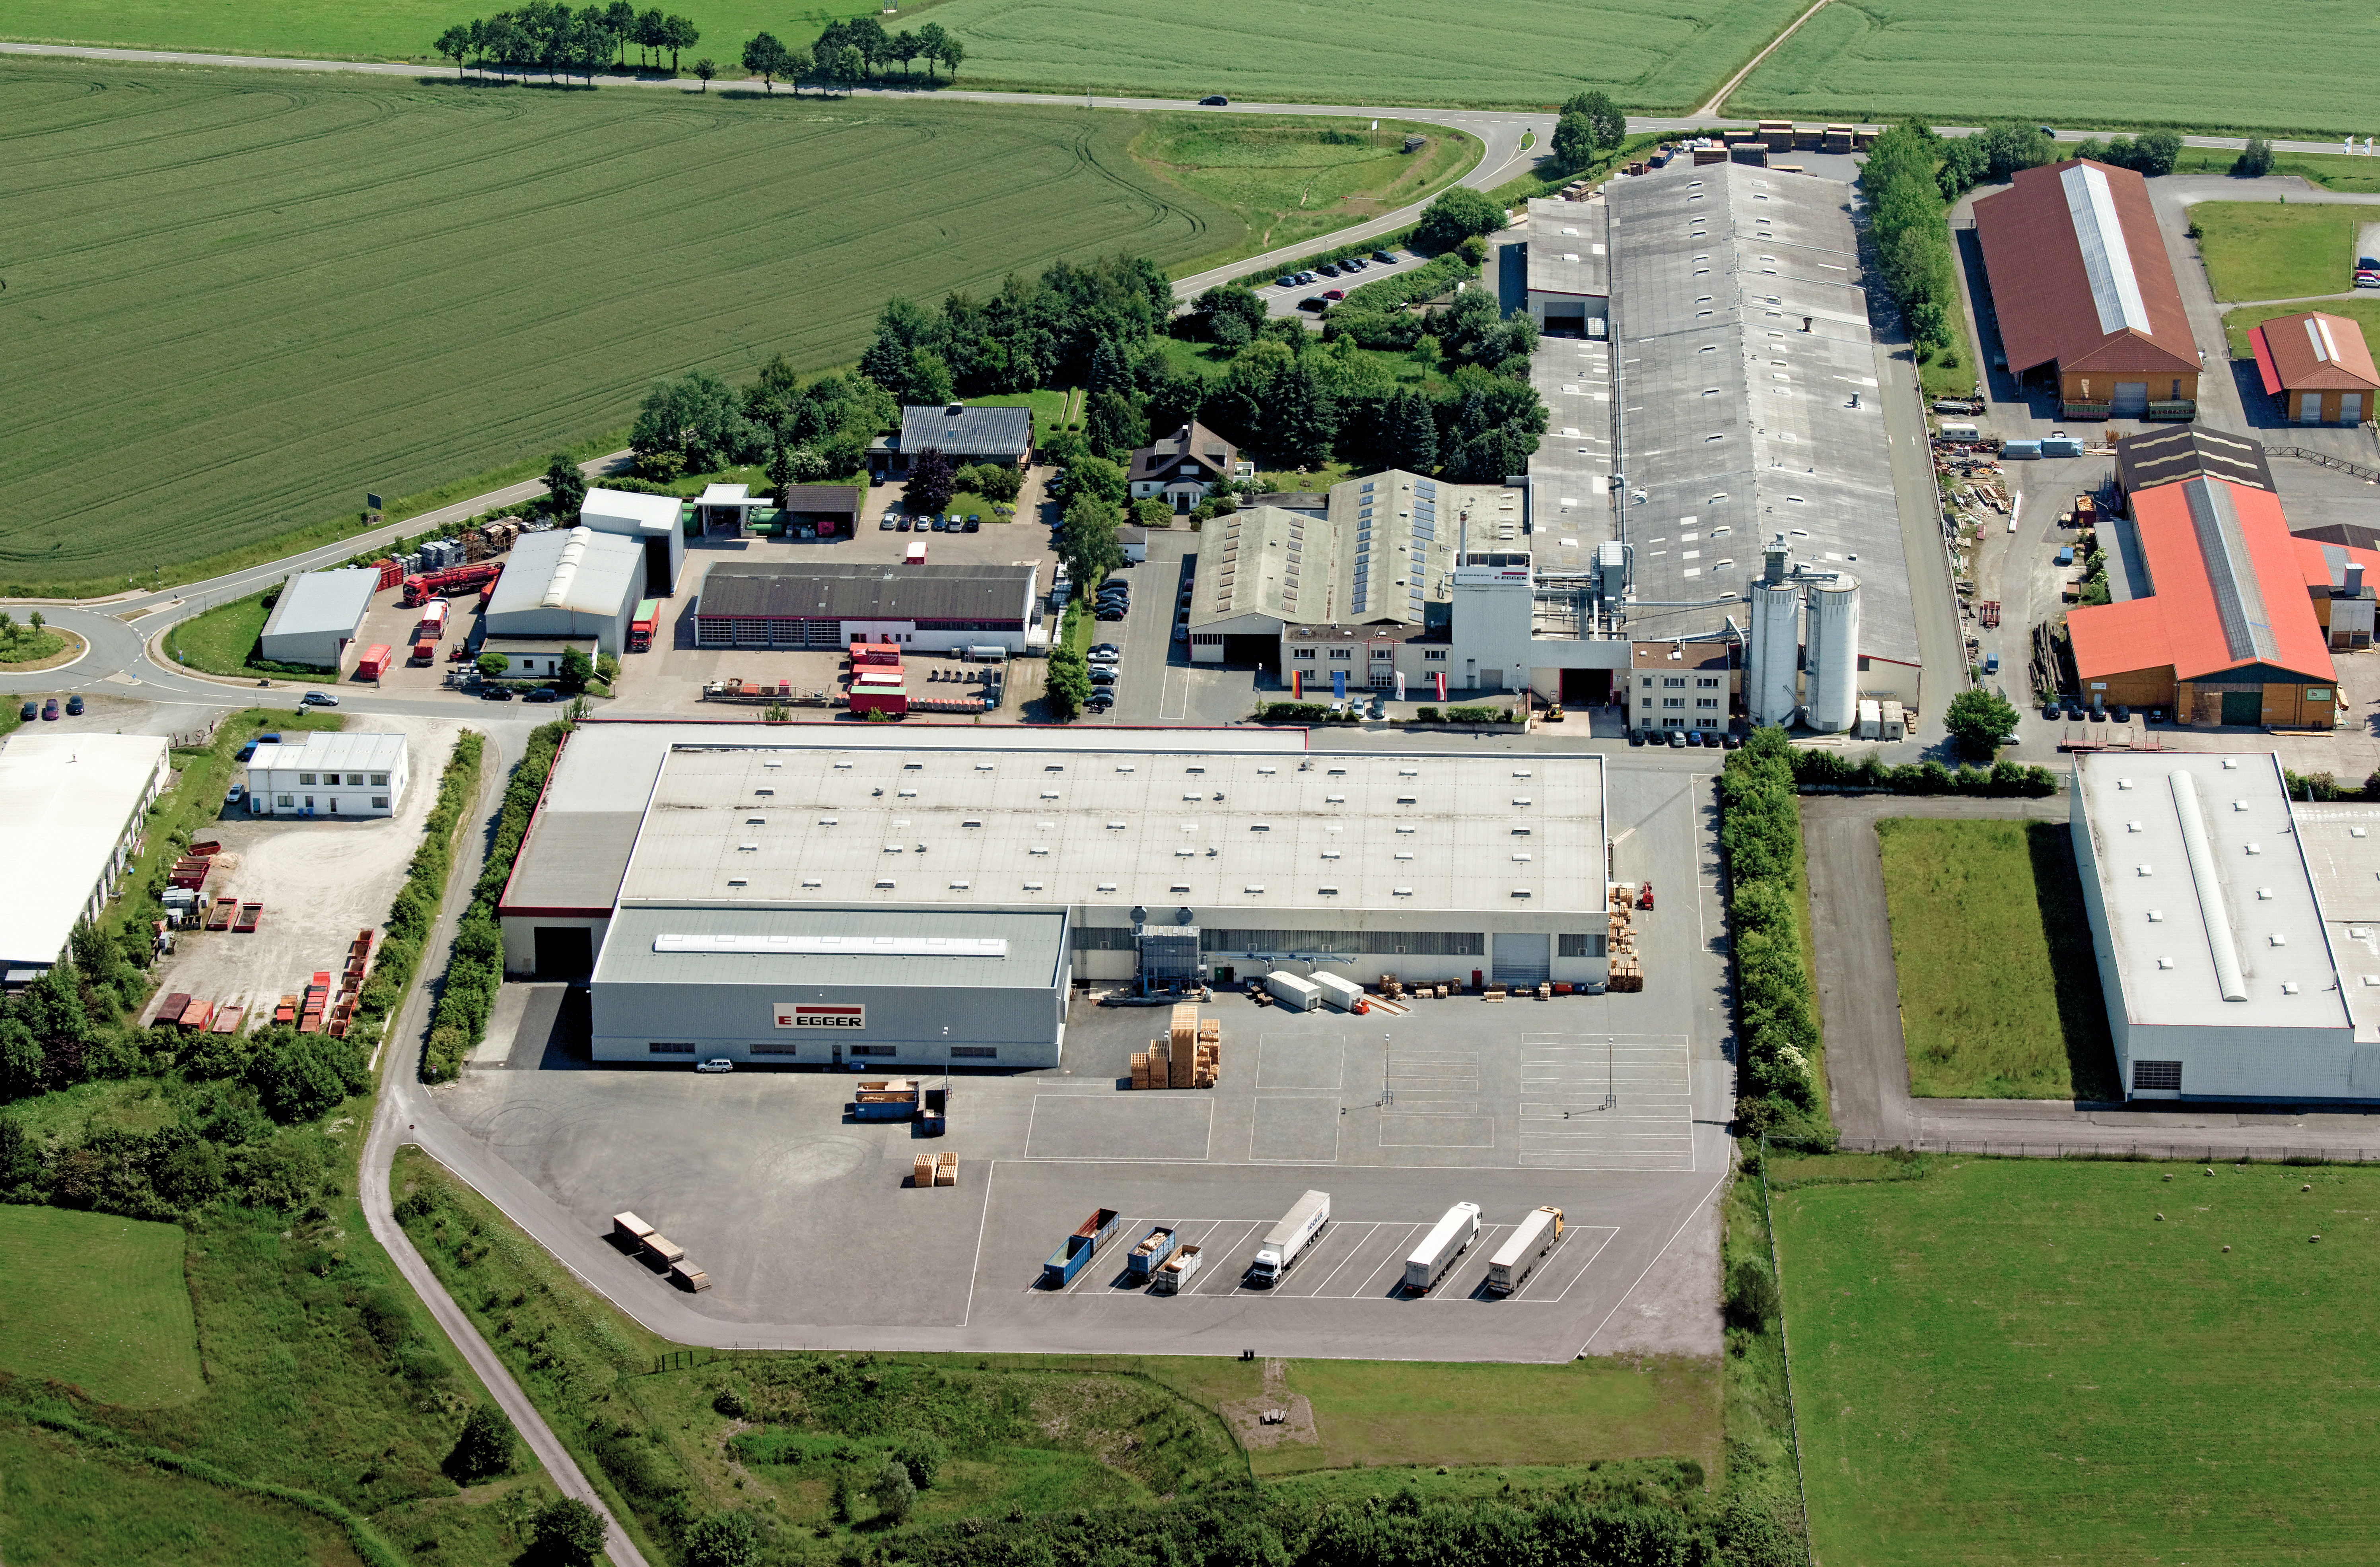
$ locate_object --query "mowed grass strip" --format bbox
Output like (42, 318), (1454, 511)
(0, 60), (1236, 595)
(1132, 116), (1477, 262)
(1775, 1158), (2380, 1566)
(906, 0), (1813, 110)
(1875, 818), (2117, 1101)
(0, 1422), (365, 1567)
(1732, 0), (2380, 135)
(2193, 201), (2366, 302)
(0, 1207), (203, 1408)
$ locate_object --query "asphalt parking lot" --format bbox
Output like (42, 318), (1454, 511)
(428, 764), (1732, 1361)
(1251, 247), (1433, 321)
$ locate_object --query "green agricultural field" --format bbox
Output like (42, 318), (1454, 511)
(1875, 818), (2117, 1101)
(1732, 0), (2380, 135)
(1133, 116), (1477, 261)
(0, 1422), (366, 1567)
(2193, 201), (2366, 303)
(0, 1208), (202, 1407)
(0, 60), (1234, 597)
(0, 0), (881, 63)
(2225, 297), (2380, 360)
(1775, 1156), (2380, 1565)
(904, 0), (1815, 109)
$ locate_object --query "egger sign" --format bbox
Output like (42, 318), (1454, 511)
(775, 1003), (865, 1030)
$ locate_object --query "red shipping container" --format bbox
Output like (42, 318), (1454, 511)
(356, 644), (393, 680)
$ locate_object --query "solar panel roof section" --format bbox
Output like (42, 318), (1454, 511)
(2181, 476), (2281, 663)
(2061, 164), (2153, 338)
(1593, 165), (1916, 660)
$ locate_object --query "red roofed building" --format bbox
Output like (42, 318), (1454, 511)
(1974, 159), (2199, 420)
(2292, 535), (2380, 649)
(2249, 310), (2380, 425)
(2067, 467), (2337, 727)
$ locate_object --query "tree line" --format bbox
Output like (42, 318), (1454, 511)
(738, 16), (966, 94)
(435, 1), (698, 81)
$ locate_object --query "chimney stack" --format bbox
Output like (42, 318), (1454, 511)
(2348, 560), (2366, 596)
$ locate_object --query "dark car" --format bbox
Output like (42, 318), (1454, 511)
(301, 690), (338, 707)
(1685, 729), (1704, 746)
(1628, 730), (1646, 747)
(1372, 249), (1396, 263)
(1085, 689), (1116, 711)
(897, 515), (913, 531)
(1276, 275), (1296, 288)
(17, 700), (35, 722)
(1318, 262), (1340, 278)
(1096, 606), (1127, 621)
(1199, 94), (1229, 106)
(964, 515), (981, 531)
(524, 688), (562, 703)
(65, 694), (83, 715)
(1297, 296), (1329, 313)
(480, 685), (516, 701)
(41, 699), (58, 721)
(1089, 666), (1118, 685)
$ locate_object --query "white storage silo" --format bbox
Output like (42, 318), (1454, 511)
(1804, 574), (1862, 734)
(1745, 541), (1802, 728)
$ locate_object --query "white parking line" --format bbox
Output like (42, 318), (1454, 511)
(1347, 1223), (1427, 1298)
(1305, 1220), (1387, 1295)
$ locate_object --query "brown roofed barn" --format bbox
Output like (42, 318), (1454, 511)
(1973, 159), (2198, 420)
(2249, 310), (2380, 426)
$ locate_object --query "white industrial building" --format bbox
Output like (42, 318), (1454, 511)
(2071, 751), (2380, 1101)
(245, 732), (411, 818)
(578, 487), (686, 599)
(0, 733), (169, 972)
(496, 724), (1610, 1067)
(259, 568), (377, 670)
(483, 526), (645, 658)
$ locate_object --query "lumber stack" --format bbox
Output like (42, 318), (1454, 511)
(912, 1153), (935, 1186)
(1608, 892), (1643, 992)
(935, 1152), (957, 1186)
(1130, 1009), (1222, 1088)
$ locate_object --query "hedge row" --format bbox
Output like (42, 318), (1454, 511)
(1790, 749), (2057, 797)
(422, 722), (570, 1083)
(350, 733), (484, 1049)
(1716, 729), (1834, 1150)
(1337, 252), (1475, 315)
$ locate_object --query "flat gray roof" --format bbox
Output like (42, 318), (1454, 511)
(261, 568), (376, 640)
(2291, 797), (2380, 1043)
(1535, 164), (1914, 662)
(2074, 752), (2348, 1033)
(593, 904), (1067, 990)
(696, 561), (1034, 623)
(1526, 197), (1610, 299)
(1190, 474), (1519, 633)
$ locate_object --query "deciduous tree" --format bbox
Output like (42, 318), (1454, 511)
(741, 31), (790, 92)
(1944, 687), (2019, 759)
(530, 1497), (607, 1566)
(906, 447), (956, 515)
(544, 453), (586, 517)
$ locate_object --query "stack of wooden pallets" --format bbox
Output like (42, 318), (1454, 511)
(910, 1152), (960, 1186)
(1608, 886), (1643, 992)
(1131, 1007), (1223, 1088)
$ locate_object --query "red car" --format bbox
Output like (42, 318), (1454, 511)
(1322, 288), (1346, 301)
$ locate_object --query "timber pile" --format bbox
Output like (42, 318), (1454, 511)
(1608, 887), (1643, 992)
(1130, 1006), (1221, 1088)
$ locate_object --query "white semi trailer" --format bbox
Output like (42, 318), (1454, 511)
(1402, 1202), (1481, 1294)
(1246, 1189), (1330, 1286)
(1484, 1206), (1565, 1295)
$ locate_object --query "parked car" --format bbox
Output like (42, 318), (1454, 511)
(16, 700), (33, 722)
(696, 1058), (734, 1073)
(2357, 268), (2380, 289)
(524, 688), (562, 703)
(1344, 256), (1367, 271)
(41, 699), (58, 720)
(1087, 644), (1122, 663)
(964, 515), (980, 530)
(1323, 288), (1345, 301)
(1096, 605), (1127, 621)
(1666, 729), (1685, 747)
(881, 514), (896, 529)
(301, 690), (338, 706)
(1318, 262), (1340, 278)
(65, 695), (83, 715)
(1297, 296), (1329, 313)
(1371, 249), (1396, 263)
(1089, 665), (1118, 685)
(1276, 275), (1296, 288)
(1628, 730), (1647, 747)
(897, 515), (913, 530)
(480, 686), (516, 701)
(1199, 94), (1229, 106)
(1085, 689), (1116, 711)
(1295, 270), (1316, 285)
(1685, 729), (1704, 746)
(225, 784), (245, 806)
(1721, 731), (1744, 749)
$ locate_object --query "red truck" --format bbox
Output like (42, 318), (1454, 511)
(400, 561), (502, 607)
(628, 598), (659, 652)
(410, 598), (450, 663)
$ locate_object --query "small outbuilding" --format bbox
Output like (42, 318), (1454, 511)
(259, 569), (377, 670)
(578, 488), (686, 598)
(2249, 310), (2380, 425)
(483, 526), (645, 658)
(776, 484), (862, 539)
(246, 732), (410, 818)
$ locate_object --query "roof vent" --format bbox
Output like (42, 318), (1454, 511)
(1321, 849), (1340, 859)
(2117, 779), (2133, 790)
(737, 843), (758, 853)
(1513, 853), (1533, 862)
(2282, 981), (2301, 995)
(1042, 790), (1061, 800)
(2137, 865), (2154, 876)
(1398, 796), (1417, 805)
(2257, 887), (2274, 900)
(875, 878), (896, 888)
(831, 761), (850, 769)
(1396, 851), (1414, 860)
(2157, 956), (2174, 970)
(2222, 758), (2239, 770)
(727, 878), (747, 887)
(819, 816), (838, 826)
(976, 761), (995, 771)
(2127, 821), (2143, 833)
(1244, 884), (1264, 894)
(1115, 763), (1135, 773)
(801, 876), (822, 888)
(1170, 884), (1191, 893)
(962, 818), (981, 828)
(949, 880), (969, 889)
(1511, 888), (1532, 898)
(2270, 933), (2288, 947)
(1401, 768), (1421, 777)
(883, 843), (904, 853)
(1023, 881), (1044, 891)
(1257, 765), (1276, 775)
(755, 786), (776, 796)
(1393, 887), (1414, 897)
(2354, 827), (2370, 839)
(1108, 821), (1128, 830)
(1326, 794), (1346, 804)
(2234, 800), (2249, 812)
(1317, 885), (1340, 895)
(2147, 910), (2164, 922)
(764, 759), (784, 769)
(747, 816), (767, 825)
(1029, 846), (1050, 856)
(1097, 882), (1116, 892)
(2246, 843), (2263, 855)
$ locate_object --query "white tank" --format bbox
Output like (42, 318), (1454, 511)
(1804, 575), (1862, 734)
(1746, 578), (1802, 727)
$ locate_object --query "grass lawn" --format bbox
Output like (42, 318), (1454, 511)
(0, 1421), (366, 1567)
(0, 628), (74, 666)
(1132, 115), (1479, 268)
(2176, 146), (2380, 194)
(0, 1208), (202, 1407)
(2191, 201), (2365, 302)
(966, 388), (1074, 445)
(2224, 295), (2380, 359)
(0, 60), (1237, 598)
(1732, 0), (2380, 134)
(163, 592), (336, 680)
(1775, 1155), (2380, 1565)
(1875, 818), (2118, 1101)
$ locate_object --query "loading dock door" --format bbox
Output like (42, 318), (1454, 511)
(1221, 633), (1278, 670)
(1492, 932), (1550, 988)
(2220, 689), (2263, 726)
(534, 926), (594, 980)
(2111, 381), (2149, 415)
(1560, 668), (1610, 704)
(644, 537), (673, 597)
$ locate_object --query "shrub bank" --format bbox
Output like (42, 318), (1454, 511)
(353, 732), (482, 1052)
(1789, 749), (2057, 796)
(1717, 729), (1833, 1149)
(422, 722), (570, 1082)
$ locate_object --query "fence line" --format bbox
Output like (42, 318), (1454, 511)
(2264, 444), (2380, 483)
(1756, 1138), (1814, 1556)
(1832, 1139), (2380, 1164)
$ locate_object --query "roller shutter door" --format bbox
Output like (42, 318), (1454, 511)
(1492, 932), (1550, 987)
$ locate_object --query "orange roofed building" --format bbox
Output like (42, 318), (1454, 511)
(2249, 310), (2380, 426)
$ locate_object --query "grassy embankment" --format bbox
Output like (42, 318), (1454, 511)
(1874, 817), (2119, 1101)
(1774, 1153), (2380, 1565)
(0, 60), (1238, 598)
(391, 1145), (1724, 1562)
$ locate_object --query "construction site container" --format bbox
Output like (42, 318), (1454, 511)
(1311, 972), (1365, 1012)
(356, 645), (393, 680)
(1403, 1202), (1482, 1294)
(2001, 439), (2043, 460)
(852, 1080), (919, 1120)
(1878, 701), (1907, 741)
(1125, 1226), (1178, 1280)
(1856, 698), (1883, 739)
(848, 685), (907, 717)
(2041, 435), (2085, 458)
(1485, 1207), (1564, 1295)
(1265, 971), (1322, 1012)
(1042, 1207), (1122, 1288)
(1247, 1190), (1330, 1287)
(612, 1212), (655, 1245)
(1151, 1244), (1201, 1293)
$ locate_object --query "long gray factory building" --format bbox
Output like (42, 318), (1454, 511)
(498, 723), (1611, 1068)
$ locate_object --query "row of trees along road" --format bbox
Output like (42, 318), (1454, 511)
(739, 17), (964, 93)
(436, 2), (696, 80)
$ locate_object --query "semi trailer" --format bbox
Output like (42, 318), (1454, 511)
(1403, 1202), (1481, 1294)
(1484, 1206), (1565, 1295)
(1247, 1190), (1330, 1287)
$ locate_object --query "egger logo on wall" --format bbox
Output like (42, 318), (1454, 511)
(775, 1003), (865, 1030)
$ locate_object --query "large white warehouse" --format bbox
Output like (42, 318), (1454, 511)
(497, 724), (1612, 1068)
(0, 733), (169, 972)
(2071, 751), (2380, 1101)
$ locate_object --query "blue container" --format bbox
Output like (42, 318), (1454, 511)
(2002, 439), (2044, 460)
(2041, 437), (2085, 457)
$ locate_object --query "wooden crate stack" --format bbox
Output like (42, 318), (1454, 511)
(1130, 1007), (1221, 1088)
(910, 1152), (958, 1187)
(1192, 1017), (1220, 1088)
(1608, 885), (1643, 992)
